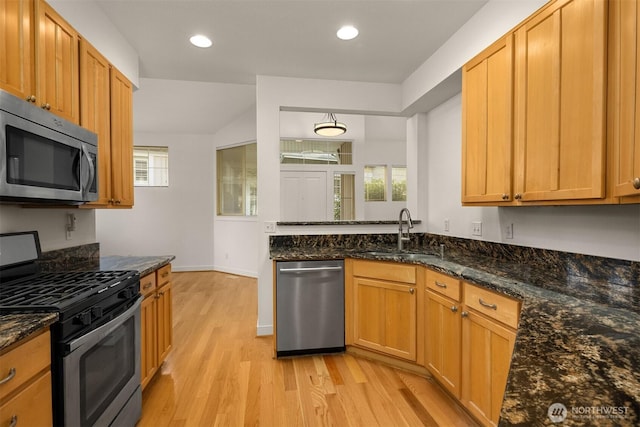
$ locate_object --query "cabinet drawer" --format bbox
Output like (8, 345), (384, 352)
(352, 260), (416, 284)
(140, 273), (157, 298)
(0, 371), (52, 426)
(426, 270), (461, 301)
(157, 264), (172, 286)
(464, 283), (520, 329)
(0, 330), (50, 400)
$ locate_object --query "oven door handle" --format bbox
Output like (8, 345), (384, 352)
(66, 297), (141, 353)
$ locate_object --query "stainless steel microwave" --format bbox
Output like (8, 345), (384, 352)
(0, 89), (98, 204)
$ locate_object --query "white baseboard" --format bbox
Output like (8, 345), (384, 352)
(171, 265), (215, 272)
(213, 265), (258, 278)
(256, 322), (273, 336)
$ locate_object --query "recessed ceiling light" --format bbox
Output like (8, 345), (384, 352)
(337, 25), (359, 41)
(190, 34), (212, 48)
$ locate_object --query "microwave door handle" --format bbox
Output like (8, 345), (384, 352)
(81, 143), (95, 198)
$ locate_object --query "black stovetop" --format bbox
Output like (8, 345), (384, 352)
(0, 270), (138, 314)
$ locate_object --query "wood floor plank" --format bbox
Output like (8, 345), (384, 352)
(138, 271), (478, 427)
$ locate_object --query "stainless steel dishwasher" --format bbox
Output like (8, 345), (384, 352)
(276, 260), (345, 357)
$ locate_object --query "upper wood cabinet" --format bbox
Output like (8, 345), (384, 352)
(462, 0), (623, 206)
(0, 0), (34, 100)
(35, 0), (80, 124)
(109, 67), (134, 207)
(609, 0), (640, 202)
(1, 0), (79, 123)
(80, 39), (112, 206)
(513, 0), (607, 203)
(462, 34), (514, 204)
(80, 40), (134, 208)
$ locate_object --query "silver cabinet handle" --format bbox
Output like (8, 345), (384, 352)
(279, 267), (343, 273)
(514, 193), (522, 200)
(450, 306), (458, 313)
(633, 177), (640, 190)
(41, 103), (51, 110)
(461, 311), (468, 318)
(501, 193), (509, 200)
(0, 367), (16, 385)
(9, 415), (17, 427)
(409, 288), (415, 294)
(25, 95), (36, 102)
(143, 283), (153, 290)
(434, 281), (447, 288)
(479, 298), (498, 310)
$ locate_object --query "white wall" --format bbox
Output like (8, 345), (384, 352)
(48, 0), (139, 87)
(424, 93), (640, 262)
(212, 108), (259, 277)
(96, 133), (216, 270)
(0, 206), (96, 252)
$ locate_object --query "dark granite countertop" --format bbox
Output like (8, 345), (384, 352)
(0, 312), (58, 351)
(270, 245), (640, 426)
(99, 255), (175, 277)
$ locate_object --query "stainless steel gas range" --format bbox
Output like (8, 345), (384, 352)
(0, 231), (142, 426)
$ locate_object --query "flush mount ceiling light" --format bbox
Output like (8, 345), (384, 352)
(314, 113), (347, 136)
(337, 25), (359, 41)
(189, 34), (212, 48)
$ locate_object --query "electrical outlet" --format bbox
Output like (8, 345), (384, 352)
(264, 221), (276, 233)
(505, 223), (514, 239)
(472, 221), (482, 236)
(444, 219), (450, 232)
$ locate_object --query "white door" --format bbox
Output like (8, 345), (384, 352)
(280, 171), (328, 221)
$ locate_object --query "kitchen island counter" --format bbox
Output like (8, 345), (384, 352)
(270, 236), (639, 426)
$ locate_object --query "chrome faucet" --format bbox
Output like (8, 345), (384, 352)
(398, 208), (414, 250)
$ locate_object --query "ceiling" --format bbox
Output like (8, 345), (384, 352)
(94, 0), (488, 85)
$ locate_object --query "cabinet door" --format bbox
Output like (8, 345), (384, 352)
(462, 310), (516, 427)
(0, 371), (52, 427)
(141, 295), (158, 390)
(424, 290), (462, 399)
(35, 0), (79, 124)
(110, 67), (134, 207)
(609, 0), (640, 200)
(462, 34), (513, 204)
(353, 277), (416, 361)
(514, 0), (606, 202)
(156, 282), (173, 365)
(0, 0), (33, 100)
(80, 39), (112, 206)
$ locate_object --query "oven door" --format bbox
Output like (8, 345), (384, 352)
(62, 297), (141, 427)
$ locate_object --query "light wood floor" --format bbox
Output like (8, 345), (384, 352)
(138, 271), (477, 427)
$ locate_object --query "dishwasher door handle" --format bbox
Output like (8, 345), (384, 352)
(279, 266), (344, 273)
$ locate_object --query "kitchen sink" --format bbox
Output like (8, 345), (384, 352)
(362, 251), (437, 261)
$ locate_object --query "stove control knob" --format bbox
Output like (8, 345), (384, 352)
(91, 306), (103, 318)
(119, 287), (134, 299)
(76, 310), (92, 326)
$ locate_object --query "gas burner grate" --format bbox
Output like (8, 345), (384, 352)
(0, 270), (137, 312)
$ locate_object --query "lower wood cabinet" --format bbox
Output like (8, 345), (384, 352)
(0, 329), (52, 427)
(140, 264), (173, 390)
(348, 259), (419, 362)
(424, 269), (462, 399)
(461, 307), (516, 426)
(347, 258), (520, 426)
(423, 270), (519, 427)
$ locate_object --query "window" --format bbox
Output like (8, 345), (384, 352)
(134, 146), (169, 187)
(280, 139), (352, 165)
(392, 166), (407, 201)
(364, 165), (386, 201)
(333, 173), (355, 220)
(217, 143), (257, 216)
